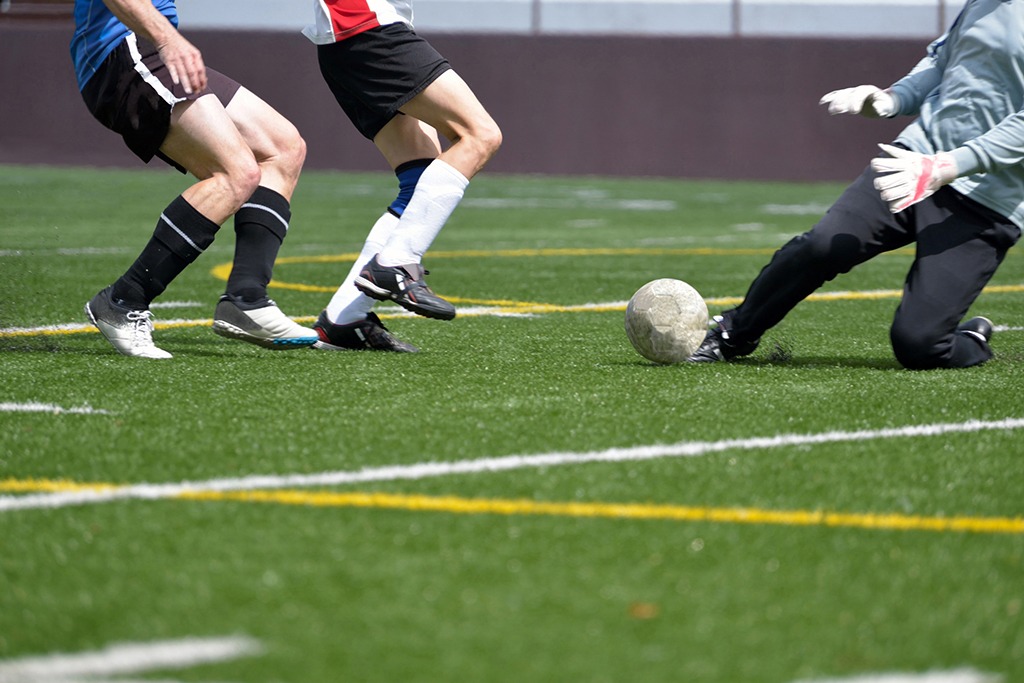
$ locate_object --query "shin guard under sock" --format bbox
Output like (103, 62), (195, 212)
(227, 186), (291, 308)
(378, 159), (469, 267)
(112, 195), (220, 308)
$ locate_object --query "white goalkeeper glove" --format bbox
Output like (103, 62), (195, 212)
(870, 143), (959, 213)
(819, 85), (898, 118)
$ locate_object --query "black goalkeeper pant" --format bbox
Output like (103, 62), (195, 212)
(728, 163), (1020, 369)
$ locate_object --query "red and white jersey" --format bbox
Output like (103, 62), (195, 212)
(302, 0), (413, 44)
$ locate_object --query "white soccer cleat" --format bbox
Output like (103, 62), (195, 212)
(85, 286), (173, 359)
(212, 296), (318, 350)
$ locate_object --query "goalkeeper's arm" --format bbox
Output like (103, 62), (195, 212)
(871, 107), (1024, 213)
(819, 31), (949, 119)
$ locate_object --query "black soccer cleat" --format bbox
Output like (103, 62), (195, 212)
(958, 316), (993, 345)
(354, 255), (456, 321)
(687, 311), (760, 363)
(312, 311), (420, 353)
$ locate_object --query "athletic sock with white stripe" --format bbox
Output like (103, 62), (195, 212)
(227, 186), (291, 309)
(377, 159), (469, 267)
(112, 195), (220, 309)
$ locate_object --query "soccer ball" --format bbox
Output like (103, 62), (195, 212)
(625, 279), (709, 364)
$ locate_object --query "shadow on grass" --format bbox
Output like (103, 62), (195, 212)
(620, 357), (903, 370)
(740, 355), (903, 371)
(616, 340), (903, 371)
(0, 337), (67, 354)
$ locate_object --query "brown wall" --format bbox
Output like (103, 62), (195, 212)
(0, 21), (922, 181)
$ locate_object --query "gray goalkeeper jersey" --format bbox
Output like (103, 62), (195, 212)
(890, 0), (1024, 227)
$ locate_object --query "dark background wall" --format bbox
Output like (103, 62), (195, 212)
(0, 21), (922, 181)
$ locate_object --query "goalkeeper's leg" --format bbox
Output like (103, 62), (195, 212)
(728, 165), (910, 347)
(889, 189), (1020, 369)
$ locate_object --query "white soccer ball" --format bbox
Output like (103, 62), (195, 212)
(625, 278), (709, 364)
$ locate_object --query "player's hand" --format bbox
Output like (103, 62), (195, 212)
(156, 32), (207, 95)
(819, 85), (897, 118)
(870, 143), (959, 213)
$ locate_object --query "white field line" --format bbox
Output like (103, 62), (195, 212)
(0, 636), (262, 683)
(792, 667), (1002, 683)
(0, 402), (111, 415)
(2, 418), (1022, 513)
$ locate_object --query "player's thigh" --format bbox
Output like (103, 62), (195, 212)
(399, 69), (497, 143)
(224, 86), (304, 167)
(373, 115), (443, 169)
(901, 189), (1020, 326)
(161, 94), (256, 180)
(808, 164), (914, 267)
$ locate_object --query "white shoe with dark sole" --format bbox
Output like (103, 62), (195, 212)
(85, 286), (172, 359)
(212, 296), (318, 350)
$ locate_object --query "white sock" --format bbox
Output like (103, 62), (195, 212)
(377, 159), (469, 267)
(325, 211), (399, 325)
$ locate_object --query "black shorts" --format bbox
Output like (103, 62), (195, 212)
(316, 23), (451, 141)
(80, 33), (241, 172)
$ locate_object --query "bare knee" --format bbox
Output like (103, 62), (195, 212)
(233, 159), (263, 204)
(273, 124), (307, 181)
(452, 118), (501, 176)
(472, 118), (502, 164)
(289, 133), (307, 173)
(214, 156), (263, 212)
(257, 126), (306, 196)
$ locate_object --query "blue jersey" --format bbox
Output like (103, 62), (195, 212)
(70, 0), (178, 90)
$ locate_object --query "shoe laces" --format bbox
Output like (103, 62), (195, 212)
(125, 309), (156, 346)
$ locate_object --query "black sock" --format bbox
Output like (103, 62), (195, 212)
(111, 195), (220, 308)
(226, 186), (291, 308)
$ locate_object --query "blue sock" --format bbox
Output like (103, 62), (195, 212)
(388, 159), (433, 216)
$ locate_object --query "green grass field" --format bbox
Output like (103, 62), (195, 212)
(1, 164), (1022, 683)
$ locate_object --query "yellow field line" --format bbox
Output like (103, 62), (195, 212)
(0, 478), (121, 494)
(228, 247), (903, 293)
(180, 490), (1024, 534)
(3, 479), (1021, 534)
(4, 245), (1022, 339)
(6, 282), (1022, 340)
(213, 247), (793, 285)
(269, 247), (789, 265)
